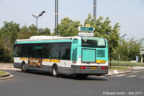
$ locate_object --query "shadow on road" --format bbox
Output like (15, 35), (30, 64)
(16, 70), (108, 81)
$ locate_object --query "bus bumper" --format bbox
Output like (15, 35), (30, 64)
(71, 65), (108, 75)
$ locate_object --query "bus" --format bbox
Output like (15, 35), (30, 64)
(14, 36), (108, 78)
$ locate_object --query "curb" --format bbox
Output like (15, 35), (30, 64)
(107, 69), (132, 76)
(132, 66), (144, 71)
(0, 72), (13, 80)
(0, 68), (20, 71)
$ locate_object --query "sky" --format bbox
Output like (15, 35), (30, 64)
(0, 0), (144, 40)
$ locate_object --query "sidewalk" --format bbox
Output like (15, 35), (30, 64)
(108, 66), (144, 76)
(0, 63), (20, 71)
(107, 69), (132, 76)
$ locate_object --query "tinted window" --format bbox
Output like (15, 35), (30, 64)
(43, 44), (51, 59)
(82, 37), (105, 48)
(14, 43), (71, 60)
(14, 44), (30, 57)
(60, 43), (71, 60)
(14, 45), (21, 57)
(30, 45), (43, 58)
(51, 44), (60, 59)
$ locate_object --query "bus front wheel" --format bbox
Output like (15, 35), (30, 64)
(52, 65), (58, 77)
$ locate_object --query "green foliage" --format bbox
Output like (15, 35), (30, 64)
(0, 21), (51, 62)
(111, 66), (129, 70)
(39, 28), (51, 35)
(84, 14), (120, 49)
(18, 25), (37, 39)
(1, 21), (20, 47)
(0, 32), (12, 63)
(111, 61), (144, 66)
(55, 17), (81, 36)
(113, 38), (143, 61)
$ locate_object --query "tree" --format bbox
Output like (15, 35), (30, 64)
(0, 32), (12, 62)
(84, 14), (120, 49)
(0, 21), (20, 62)
(39, 28), (51, 35)
(1, 21), (20, 45)
(18, 24), (37, 39)
(112, 38), (143, 61)
(0, 21), (51, 62)
(55, 17), (81, 36)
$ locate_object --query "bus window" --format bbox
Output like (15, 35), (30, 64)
(14, 45), (21, 57)
(19, 45), (29, 57)
(43, 44), (51, 59)
(31, 45), (43, 58)
(82, 37), (105, 48)
(60, 43), (71, 60)
(51, 44), (60, 59)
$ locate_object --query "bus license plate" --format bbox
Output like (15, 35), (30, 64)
(89, 67), (97, 69)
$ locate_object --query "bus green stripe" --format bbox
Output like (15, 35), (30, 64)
(16, 39), (72, 44)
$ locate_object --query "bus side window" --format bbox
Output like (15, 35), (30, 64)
(51, 44), (60, 59)
(14, 45), (21, 57)
(43, 44), (51, 59)
(60, 43), (71, 60)
(31, 45), (43, 58)
(19, 45), (29, 57)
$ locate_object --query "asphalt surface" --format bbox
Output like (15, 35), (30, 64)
(0, 70), (144, 96)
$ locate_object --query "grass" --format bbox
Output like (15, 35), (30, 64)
(110, 66), (129, 70)
(111, 61), (144, 66)
(0, 71), (6, 75)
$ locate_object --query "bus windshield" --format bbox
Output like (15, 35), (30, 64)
(82, 37), (106, 48)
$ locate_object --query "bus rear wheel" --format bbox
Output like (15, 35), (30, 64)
(52, 65), (58, 77)
(21, 63), (28, 72)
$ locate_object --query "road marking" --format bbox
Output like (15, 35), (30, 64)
(127, 75), (137, 78)
(114, 74), (127, 77)
(139, 76), (144, 79)
(132, 71), (140, 73)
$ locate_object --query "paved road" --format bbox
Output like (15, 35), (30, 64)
(0, 70), (144, 96)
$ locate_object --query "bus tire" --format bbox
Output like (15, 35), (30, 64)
(21, 63), (28, 72)
(52, 65), (58, 77)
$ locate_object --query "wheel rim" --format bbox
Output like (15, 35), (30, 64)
(53, 67), (57, 76)
(21, 64), (26, 71)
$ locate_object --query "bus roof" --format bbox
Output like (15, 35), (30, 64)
(15, 36), (106, 44)
(16, 36), (81, 42)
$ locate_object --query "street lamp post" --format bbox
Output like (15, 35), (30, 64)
(32, 11), (45, 34)
(55, 0), (58, 35)
(93, 0), (97, 21)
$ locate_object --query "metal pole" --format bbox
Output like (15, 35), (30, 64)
(36, 17), (39, 34)
(55, 0), (58, 35)
(32, 11), (45, 34)
(93, 0), (97, 21)
(55, 0), (57, 35)
(57, 0), (59, 35)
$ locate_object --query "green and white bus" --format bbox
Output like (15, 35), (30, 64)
(14, 36), (108, 78)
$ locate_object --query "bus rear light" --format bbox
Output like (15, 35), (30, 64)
(101, 66), (107, 69)
(80, 66), (87, 69)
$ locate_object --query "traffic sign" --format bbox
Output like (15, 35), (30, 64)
(79, 27), (95, 32)
(78, 32), (94, 37)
